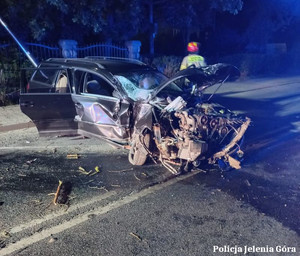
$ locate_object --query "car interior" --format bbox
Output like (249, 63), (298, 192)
(83, 72), (113, 96)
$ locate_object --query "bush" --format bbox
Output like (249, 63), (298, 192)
(151, 55), (182, 77)
(0, 47), (32, 105)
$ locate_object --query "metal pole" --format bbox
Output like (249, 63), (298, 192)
(0, 17), (38, 67)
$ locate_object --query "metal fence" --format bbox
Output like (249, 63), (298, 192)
(77, 43), (129, 58)
(24, 42), (130, 60)
(0, 41), (129, 90)
(25, 42), (61, 62)
(0, 41), (128, 61)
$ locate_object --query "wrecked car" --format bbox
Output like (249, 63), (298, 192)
(20, 58), (250, 174)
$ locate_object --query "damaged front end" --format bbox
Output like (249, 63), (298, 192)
(115, 63), (250, 174)
(130, 63), (251, 174)
(150, 96), (250, 174)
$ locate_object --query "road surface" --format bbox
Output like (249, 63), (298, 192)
(0, 76), (300, 255)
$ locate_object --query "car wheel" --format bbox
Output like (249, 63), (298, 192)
(128, 133), (150, 166)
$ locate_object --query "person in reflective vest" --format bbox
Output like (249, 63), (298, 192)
(180, 42), (206, 70)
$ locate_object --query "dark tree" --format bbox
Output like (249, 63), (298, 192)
(238, 0), (300, 52)
(0, 0), (244, 52)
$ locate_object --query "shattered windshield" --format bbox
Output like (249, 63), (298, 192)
(115, 70), (169, 101)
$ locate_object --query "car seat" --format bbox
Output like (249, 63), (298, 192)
(86, 80), (110, 96)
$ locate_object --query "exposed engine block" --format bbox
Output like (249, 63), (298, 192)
(154, 100), (246, 163)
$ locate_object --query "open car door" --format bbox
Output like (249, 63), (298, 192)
(70, 69), (131, 144)
(20, 67), (78, 136)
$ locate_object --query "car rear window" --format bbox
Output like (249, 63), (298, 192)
(24, 68), (70, 94)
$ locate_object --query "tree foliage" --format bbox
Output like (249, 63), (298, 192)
(0, 0), (244, 43)
(0, 0), (145, 42)
(153, 0), (243, 49)
(212, 0), (243, 15)
(240, 0), (300, 51)
(155, 0), (243, 29)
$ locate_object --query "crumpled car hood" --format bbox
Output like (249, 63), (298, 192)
(149, 63), (240, 101)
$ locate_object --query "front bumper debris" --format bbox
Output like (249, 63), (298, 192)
(209, 117), (251, 169)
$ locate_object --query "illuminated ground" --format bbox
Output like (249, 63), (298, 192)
(0, 75), (300, 255)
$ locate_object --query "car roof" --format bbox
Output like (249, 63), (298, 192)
(40, 57), (151, 74)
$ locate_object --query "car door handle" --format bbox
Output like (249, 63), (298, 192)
(20, 101), (34, 107)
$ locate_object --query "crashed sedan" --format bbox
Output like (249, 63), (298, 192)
(20, 58), (250, 174)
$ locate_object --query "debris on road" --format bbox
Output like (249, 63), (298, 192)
(129, 232), (142, 241)
(26, 158), (37, 164)
(67, 154), (80, 159)
(78, 166), (101, 176)
(88, 185), (109, 192)
(90, 166), (100, 176)
(111, 184), (121, 188)
(244, 179), (251, 187)
(53, 180), (63, 205)
(78, 166), (92, 175)
(80, 179), (95, 185)
(48, 235), (58, 243)
(1, 231), (11, 238)
(108, 167), (134, 173)
(134, 174), (141, 181)
(51, 180), (73, 205)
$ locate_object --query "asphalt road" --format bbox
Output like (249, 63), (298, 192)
(0, 75), (300, 255)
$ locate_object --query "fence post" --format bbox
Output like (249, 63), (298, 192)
(58, 40), (78, 58)
(125, 40), (141, 60)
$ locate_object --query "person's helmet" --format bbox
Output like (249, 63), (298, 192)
(187, 42), (199, 53)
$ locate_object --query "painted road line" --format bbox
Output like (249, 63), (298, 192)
(10, 191), (116, 234)
(1, 170), (201, 256)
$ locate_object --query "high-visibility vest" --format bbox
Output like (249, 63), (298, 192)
(180, 54), (206, 70)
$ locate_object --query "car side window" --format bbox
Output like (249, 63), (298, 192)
(80, 72), (114, 97)
(27, 69), (58, 93)
(27, 68), (70, 94)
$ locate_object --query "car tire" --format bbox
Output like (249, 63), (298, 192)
(128, 133), (150, 166)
